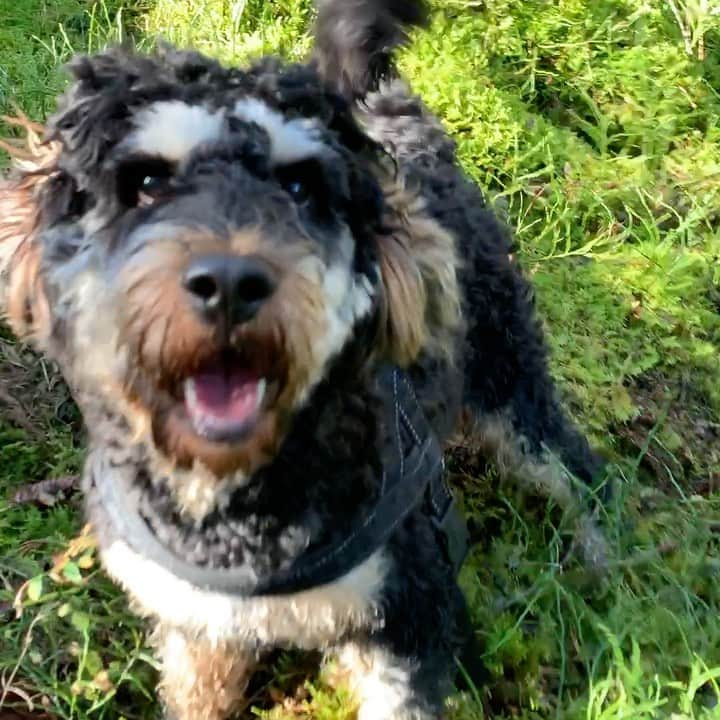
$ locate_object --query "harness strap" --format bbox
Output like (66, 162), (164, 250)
(92, 366), (468, 595)
(392, 369), (469, 576)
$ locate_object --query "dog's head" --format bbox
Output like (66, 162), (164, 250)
(0, 47), (460, 478)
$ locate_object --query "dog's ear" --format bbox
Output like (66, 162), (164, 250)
(376, 181), (462, 366)
(0, 118), (58, 342)
(313, 0), (429, 99)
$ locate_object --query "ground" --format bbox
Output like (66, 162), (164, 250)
(1, 1), (719, 718)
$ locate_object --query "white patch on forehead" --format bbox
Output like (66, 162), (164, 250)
(131, 101), (225, 161)
(234, 98), (324, 165)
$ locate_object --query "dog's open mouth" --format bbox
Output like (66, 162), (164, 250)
(179, 350), (273, 443)
(141, 339), (288, 473)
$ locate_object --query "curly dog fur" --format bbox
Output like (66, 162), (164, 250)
(0, 2), (606, 717)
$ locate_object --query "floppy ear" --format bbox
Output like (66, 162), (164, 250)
(376, 180), (463, 366)
(0, 116), (57, 342)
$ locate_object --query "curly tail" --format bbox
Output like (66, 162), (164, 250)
(313, 0), (429, 99)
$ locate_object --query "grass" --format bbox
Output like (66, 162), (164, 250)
(1, 0), (720, 717)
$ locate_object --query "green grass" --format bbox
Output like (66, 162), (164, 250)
(1, 0), (720, 717)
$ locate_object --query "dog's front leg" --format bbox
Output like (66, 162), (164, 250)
(325, 643), (447, 720)
(154, 625), (254, 720)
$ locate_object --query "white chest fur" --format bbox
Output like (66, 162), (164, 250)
(101, 540), (388, 648)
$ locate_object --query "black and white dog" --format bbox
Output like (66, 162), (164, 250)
(0, 2), (604, 717)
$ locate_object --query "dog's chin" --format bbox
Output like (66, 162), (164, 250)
(149, 351), (286, 477)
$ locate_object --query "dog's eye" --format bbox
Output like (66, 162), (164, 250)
(140, 174), (169, 196)
(283, 179), (309, 203)
(275, 160), (324, 207)
(117, 157), (175, 208)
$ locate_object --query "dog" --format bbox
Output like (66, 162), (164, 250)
(0, 1), (606, 718)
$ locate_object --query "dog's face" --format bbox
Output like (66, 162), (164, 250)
(0, 48), (460, 478)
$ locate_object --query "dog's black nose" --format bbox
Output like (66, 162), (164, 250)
(184, 254), (276, 326)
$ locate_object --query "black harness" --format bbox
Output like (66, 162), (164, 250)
(94, 366), (468, 595)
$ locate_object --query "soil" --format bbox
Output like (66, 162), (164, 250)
(0, 334), (77, 439)
(616, 371), (720, 494)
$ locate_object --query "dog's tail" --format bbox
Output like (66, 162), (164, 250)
(313, 0), (429, 99)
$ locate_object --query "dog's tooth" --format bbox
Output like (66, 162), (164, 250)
(256, 378), (267, 409)
(185, 378), (198, 412)
(184, 378), (208, 435)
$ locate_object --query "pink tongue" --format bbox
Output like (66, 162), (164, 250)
(188, 366), (260, 426)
